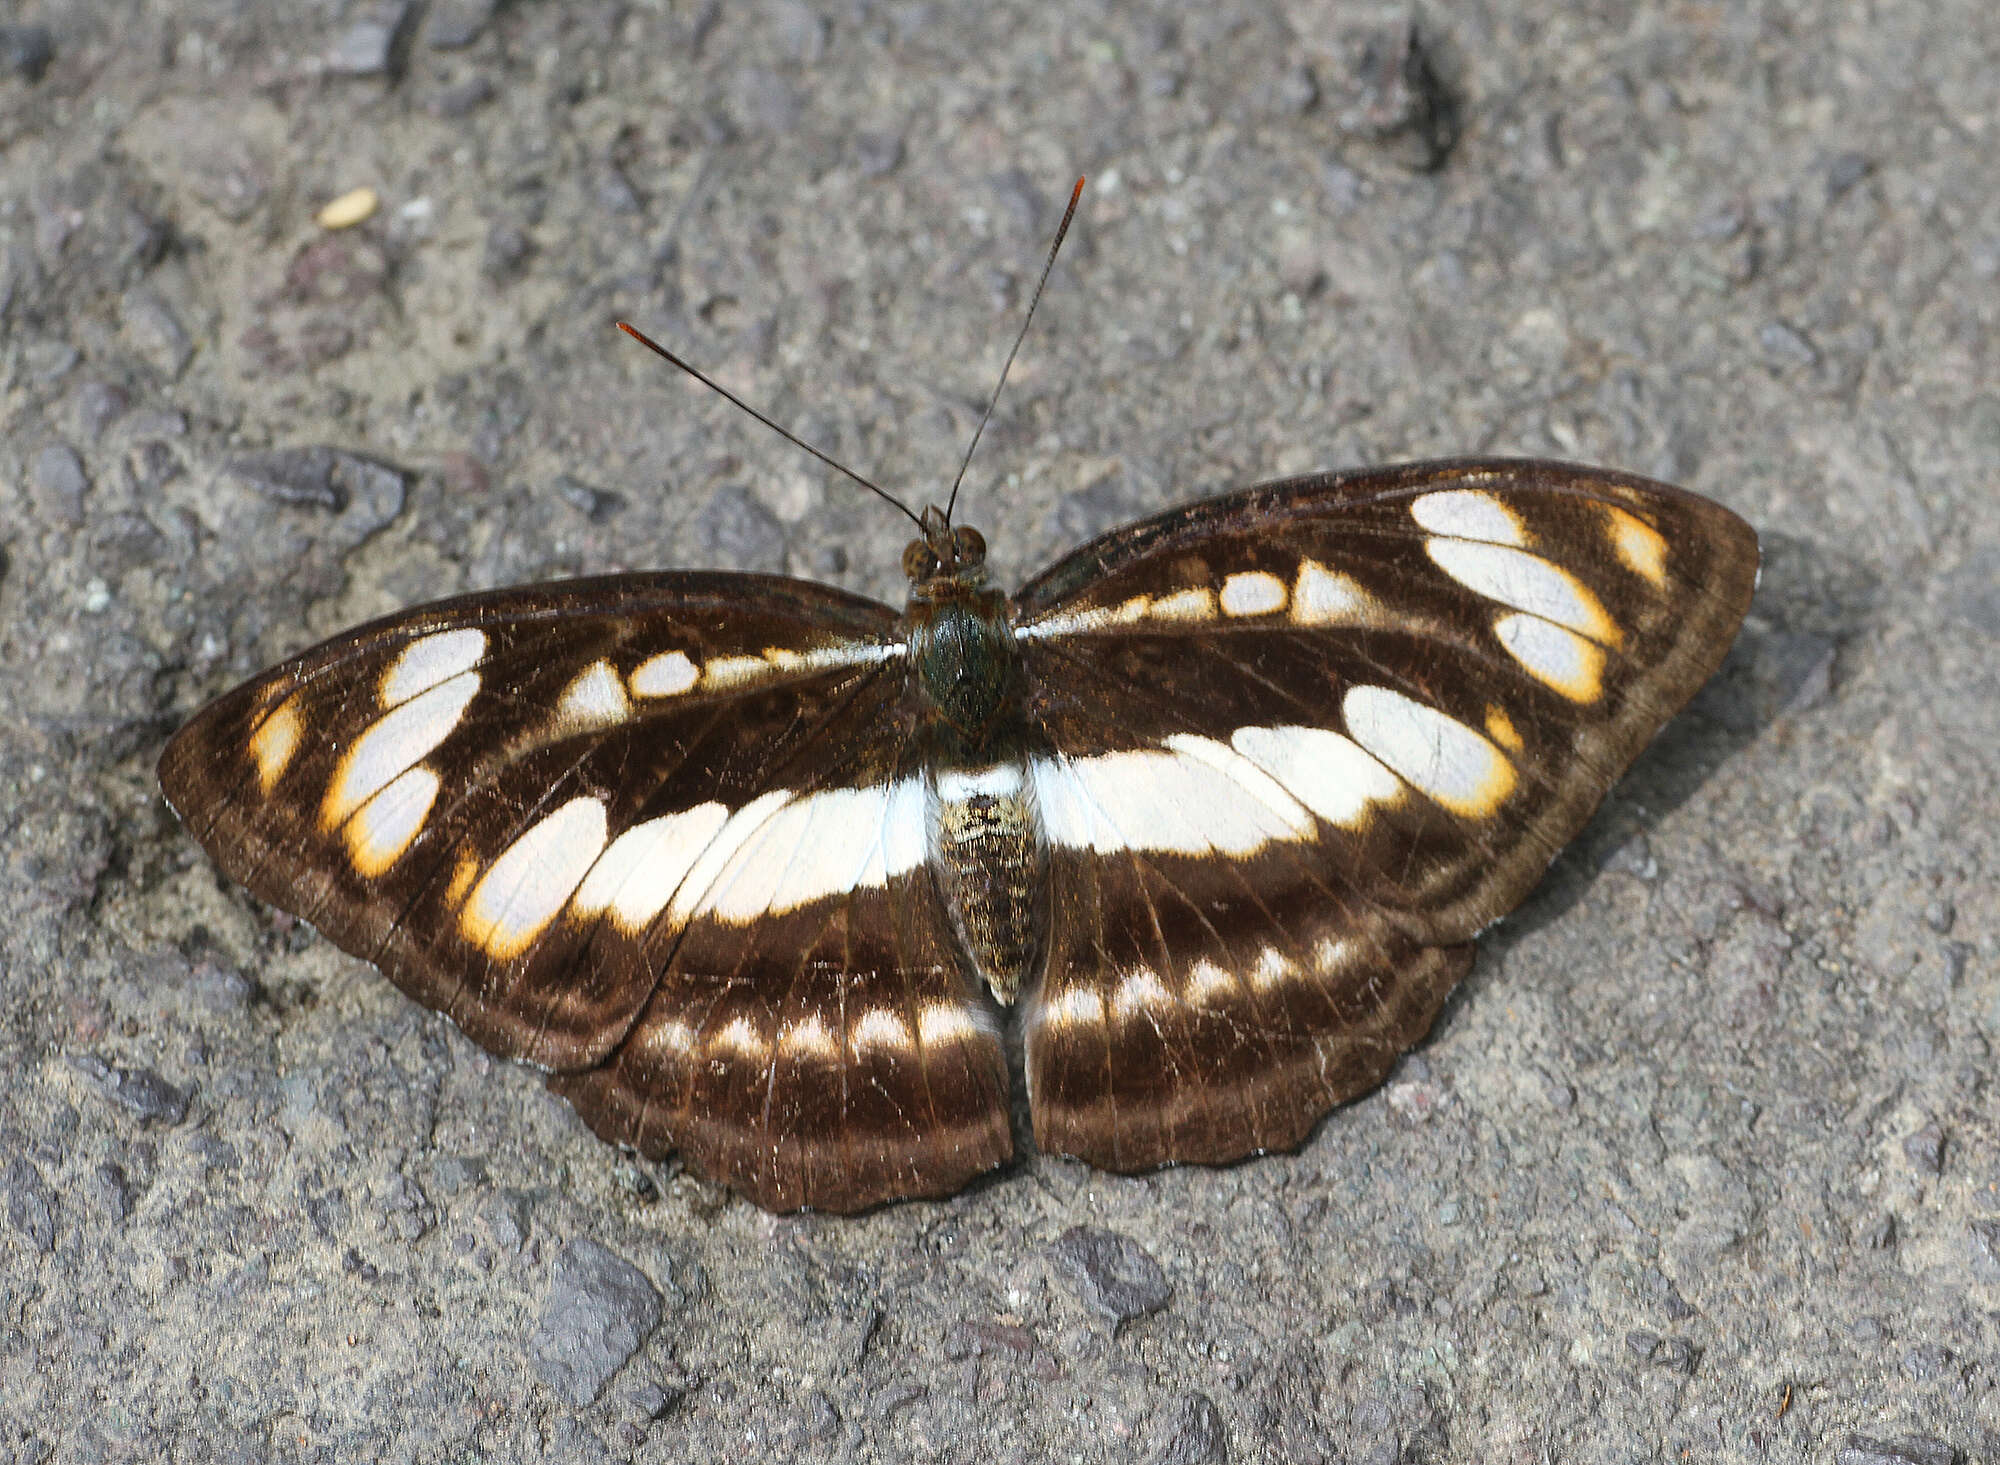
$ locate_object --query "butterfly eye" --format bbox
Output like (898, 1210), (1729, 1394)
(902, 540), (940, 580)
(952, 526), (987, 565)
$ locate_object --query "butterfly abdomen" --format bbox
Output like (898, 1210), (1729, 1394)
(928, 758), (1049, 1006)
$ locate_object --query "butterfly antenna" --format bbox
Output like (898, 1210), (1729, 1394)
(615, 321), (924, 531)
(944, 175), (1086, 524)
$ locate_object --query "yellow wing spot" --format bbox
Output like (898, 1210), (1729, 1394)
(444, 849), (481, 907)
(1219, 570), (1288, 618)
(248, 695), (303, 794)
(1484, 705), (1526, 752)
(1604, 505), (1670, 587)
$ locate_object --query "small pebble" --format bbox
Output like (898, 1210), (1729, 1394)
(1049, 1225), (1172, 1326)
(318, 187), (380, 231)
(0, 24), (54, 82)
(529, 1239), (665, 1406)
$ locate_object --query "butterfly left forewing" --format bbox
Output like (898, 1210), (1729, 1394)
(1012, 458), (1757, 1170)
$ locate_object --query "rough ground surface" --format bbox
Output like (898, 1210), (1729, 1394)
(2, 2), (1996, 1462)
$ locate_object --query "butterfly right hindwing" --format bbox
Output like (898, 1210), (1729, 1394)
(161, 571), (1012, 1212)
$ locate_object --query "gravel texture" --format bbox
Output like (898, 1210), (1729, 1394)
(2, 1), (1997, 1461)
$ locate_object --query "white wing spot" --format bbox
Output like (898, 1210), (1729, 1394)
(852, 1008), (912, 1052)
(703, 653), (771, 689)
(1230, 724), (1404, 829)
(710, 1015), (768, 1062)
(1014, 606), (1109, 639)
(1016, 594), (1160, 641)
(380, 629), (486, 708)
(325, 671), (478, 828)
(857, 777), (929, 894)
(672, 781), (928, 926)
(630, 650), (698, 697)
(1292, 560), (1371, 625)
(1494, 612), (1606, 702)
(1343, 685), (1517, 819)
(1313, 936), (1359, 975)
(1147, 586), (1217, 623)
(249, 695), (302, 794)
(1032, 737), (1313, 857)
(571, 802), (732, 933)
(935, 763), (1025, 802)
(653, 1018), (697, 1056)
(1411, 489), (1528, 546)
(1220, 570), (1288, 617)
(780, 1013), (840, 1061)
(1187, 958), (1236, 1004)
(1604, 505), (1670, 586)
(1039, 986), (1106, 1030)
(917, 1004), (984, 1049)
(556, 659), (631, 730)
(459, 796), (609, 960)
(1426, 538), (1622, 645)
(345, 765), (440, 877)
(1113, 968), (1173, 1017)
(1251, 946), (1296, 993)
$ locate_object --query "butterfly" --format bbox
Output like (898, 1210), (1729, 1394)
(159, 183), (1758, 1213)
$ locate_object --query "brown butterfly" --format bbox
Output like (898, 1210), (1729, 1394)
(160, 182), (1757, 1212)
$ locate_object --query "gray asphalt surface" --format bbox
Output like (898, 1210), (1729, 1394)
(1, 2), (1996, 1461)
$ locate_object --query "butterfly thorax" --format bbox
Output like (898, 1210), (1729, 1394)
(902, 520), (1049, 1006)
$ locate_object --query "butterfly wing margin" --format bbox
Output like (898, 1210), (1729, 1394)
(161, 572), (1013, 1209)
(1013, 458), (1757, 1169)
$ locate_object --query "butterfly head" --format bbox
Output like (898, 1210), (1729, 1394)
(902, 504), (989, 589)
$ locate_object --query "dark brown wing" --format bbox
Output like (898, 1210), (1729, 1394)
(160, 572), (1010, 1212)
(1010, 458), (1758, 1170)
